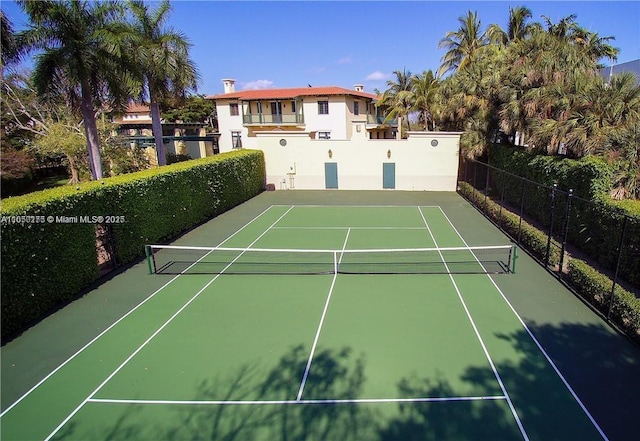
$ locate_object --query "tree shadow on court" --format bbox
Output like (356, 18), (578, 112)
(51, 404), (147, 441)
(51, 322), (640, 440)
(378, 373), (522, 441)
(162, 343), (380, 441)
(55, 344), (379, 440)
(379, 321), (640, 441)
(518, 320), (640, 441)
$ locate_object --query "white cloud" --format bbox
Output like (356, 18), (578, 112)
(365, 71), (391, 81)
(337, 56), (353, 65)
(242, 79), (275, 90)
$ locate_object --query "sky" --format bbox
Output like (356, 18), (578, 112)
(2, 1), (639, 95)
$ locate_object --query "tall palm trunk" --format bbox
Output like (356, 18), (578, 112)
(80, 80), (103, 179)
(149, 95), (166, 166)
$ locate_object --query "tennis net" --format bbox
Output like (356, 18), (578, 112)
(145, 244), (517, 275)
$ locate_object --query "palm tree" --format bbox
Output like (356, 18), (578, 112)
(1, 11), (24, 70)
(411, 70), (438, 131)
(16, 0), (132, 180)
(438, 10), (490, 77)
(435, 46), (503, 158)
(124, 0), (199, 166)
(377, 68), (414, 138)
(486, 5), (536, 46)
(572, 28), (619, 66)
(541, 14), (579, 40)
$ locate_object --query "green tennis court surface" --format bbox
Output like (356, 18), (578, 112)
(2, 192), (637, 440)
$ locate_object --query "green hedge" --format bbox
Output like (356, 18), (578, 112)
(488, 144), (640, 286)
(1, 150), (265, 338)
(459, 181), (640, 345)
(458, 182), (560, 266)
(568, 259), (640, 345)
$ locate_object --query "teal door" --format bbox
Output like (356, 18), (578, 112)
(383, 163), (395, 189)
(325, 163), (338, 189)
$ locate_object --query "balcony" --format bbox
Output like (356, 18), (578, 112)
(243, 114), (304, 125)
(366, 115), (397, 126)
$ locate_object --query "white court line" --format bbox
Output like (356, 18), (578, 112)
(0, 204), (283, 419)
(437, 206), (609, 441)
(43, 206), (296, 441)
(271, 226), (428, 230)
(270, 204), (442, 208)
(418, 207), (529, 441)
(296, 228), (351, 401)
(88, 395), (506, 406)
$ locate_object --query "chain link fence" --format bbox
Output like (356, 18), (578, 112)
(458, 158), (639, 334)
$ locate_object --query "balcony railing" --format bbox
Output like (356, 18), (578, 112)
(243, 114), (304, 125)
(367, 115), (397, 125)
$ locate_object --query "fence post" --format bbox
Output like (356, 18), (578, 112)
(484, 164), (490, 213)
(607, 215), (628, 320)
(473, 161), (478, 190)
(517, 179), (526, 244)
(498, 169), (506, 228)
(544, 183), (558, 268)
(557, 189), (573, 276)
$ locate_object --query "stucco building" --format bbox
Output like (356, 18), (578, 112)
(208, 79), (461, 191)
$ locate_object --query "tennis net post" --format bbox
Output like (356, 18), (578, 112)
(145, 245), (153, 275)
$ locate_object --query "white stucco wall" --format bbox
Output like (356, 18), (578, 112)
(255, 131), (461, 191)
(300, 97), (349, 140)
(215, 100), (255, 149)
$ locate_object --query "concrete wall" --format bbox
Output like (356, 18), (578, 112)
(255, 131), (461, 191)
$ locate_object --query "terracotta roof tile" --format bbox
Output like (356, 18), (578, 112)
(207, 86), (377, 101)
(126, 102), (150, 113)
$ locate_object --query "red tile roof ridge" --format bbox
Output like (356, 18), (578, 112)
(207, 86), (377, 100)
(126, 102), (151, 112)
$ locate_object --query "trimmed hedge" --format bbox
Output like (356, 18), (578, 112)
(568, 259), (640, 345)
(488, 144), (640, 286)
(489, 144), (612, 200)
(458, 182), (561, 266)
(459, 181), (640, 345)
(1, 150), (265, 338)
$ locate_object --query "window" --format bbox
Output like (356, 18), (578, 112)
(318, 100), (329, 115)
(230, 103), (239, 116)
(318, 131), (331, 139)
(231, 131), (242, 149)
(291, 101), (297, 113)
(354, 101), (360, 115)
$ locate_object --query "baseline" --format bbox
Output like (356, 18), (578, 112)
(87, 395), (507, 406)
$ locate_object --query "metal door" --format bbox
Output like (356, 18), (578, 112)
(325, 163), (338, 189)
(383, 163), (395, 189)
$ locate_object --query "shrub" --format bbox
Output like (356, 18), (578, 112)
(568, 259), (640, 344)
(1, 150), (265, 338)
(488, 144), (638, 286)
(0, 148), (36, 197)
(459, 181), (640, 345)
(458, 182), (560, 266)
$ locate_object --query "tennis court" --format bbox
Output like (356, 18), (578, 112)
(1, 192), (632, 440)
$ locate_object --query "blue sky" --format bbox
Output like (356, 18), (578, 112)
(3, 1), (639, 95)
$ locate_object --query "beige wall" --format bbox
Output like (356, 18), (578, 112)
(255, 131), (461, 191)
